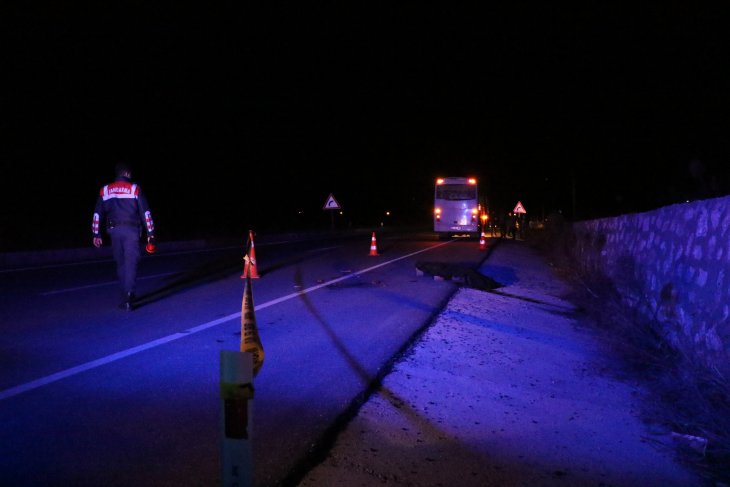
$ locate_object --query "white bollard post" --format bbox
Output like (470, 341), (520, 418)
(220, 350), (254, 487)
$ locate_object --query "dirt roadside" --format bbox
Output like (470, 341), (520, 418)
(293, 238), (708, 487)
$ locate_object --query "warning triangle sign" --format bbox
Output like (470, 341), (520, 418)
(323, 193), (341, 210)
(513, 201), (527, 214)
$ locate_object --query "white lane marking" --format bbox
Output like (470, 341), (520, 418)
(0, 241), (453, 400)
(0, 248), (236, 273)
(40, 272), (179, 296)
(0, 240), (337, 274)
(37, 246), (337, 295)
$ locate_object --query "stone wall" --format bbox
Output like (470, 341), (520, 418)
(568, 196), (730, 375)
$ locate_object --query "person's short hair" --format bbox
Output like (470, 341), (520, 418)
(115, 162), (132, 177)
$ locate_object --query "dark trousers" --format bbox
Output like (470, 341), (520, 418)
(109, 226), (141, 296)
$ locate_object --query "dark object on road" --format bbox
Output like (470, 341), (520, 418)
(415, 262), (501, 291)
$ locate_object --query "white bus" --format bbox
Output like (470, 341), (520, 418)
(433, 177), (481, 238)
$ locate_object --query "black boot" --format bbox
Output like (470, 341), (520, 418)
(119, 292), (135, 311)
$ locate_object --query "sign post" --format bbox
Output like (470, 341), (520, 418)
(322, 193), (341, 230)
(512, 201), (527, 239)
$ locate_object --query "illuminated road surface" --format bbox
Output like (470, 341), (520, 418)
(0, 231), (485, 487)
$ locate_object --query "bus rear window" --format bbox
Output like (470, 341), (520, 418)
(436, 185), (477, 201)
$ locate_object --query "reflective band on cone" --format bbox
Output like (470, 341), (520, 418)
(241, 230), (260, 279)
(369, 232), (379, 256)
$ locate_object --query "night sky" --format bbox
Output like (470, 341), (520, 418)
(3, 4), (730, 251)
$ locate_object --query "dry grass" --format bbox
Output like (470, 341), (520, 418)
(527, 225), (730, 486)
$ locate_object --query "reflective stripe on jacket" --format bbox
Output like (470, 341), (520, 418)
(92, 177), (155, 237)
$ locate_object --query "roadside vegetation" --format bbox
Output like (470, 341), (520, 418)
(528, 217), (730, 486)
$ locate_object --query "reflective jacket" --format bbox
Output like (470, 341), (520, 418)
(92, 176), (155, 238)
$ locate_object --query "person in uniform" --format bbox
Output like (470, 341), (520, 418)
(92, 162), (156, 311)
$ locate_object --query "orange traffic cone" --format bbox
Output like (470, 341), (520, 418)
(241, 230), (260, 279)
(369, 232), (379, 256)
(241, 268), (264, 377)
(479, 231), (486, 250)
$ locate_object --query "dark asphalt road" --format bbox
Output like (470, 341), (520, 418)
(1, 231), (488, 487)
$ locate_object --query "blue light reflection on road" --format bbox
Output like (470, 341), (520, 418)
(0, 241), (452, 401)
